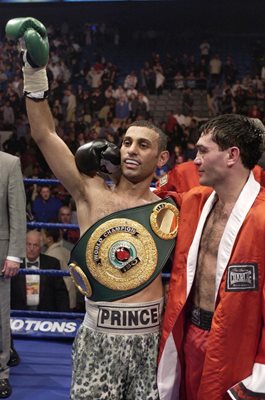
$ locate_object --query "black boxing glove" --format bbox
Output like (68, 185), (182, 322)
(75, 139), (121, 181)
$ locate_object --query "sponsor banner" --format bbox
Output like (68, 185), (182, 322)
(10, 317), (82, 339)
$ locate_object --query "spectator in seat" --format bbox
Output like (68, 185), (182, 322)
(31, 185), (62, 222)
(58, 205), (79, 250)
(11, 229), (69, 312)
(42, 228), (76, 311)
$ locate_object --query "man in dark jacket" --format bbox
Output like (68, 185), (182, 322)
(11, 230), (69, 312)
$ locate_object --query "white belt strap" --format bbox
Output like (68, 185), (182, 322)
(83, 297), (164, 335)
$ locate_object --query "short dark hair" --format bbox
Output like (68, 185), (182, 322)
(44, 228), (61, 243)
(129, 120), (168, 152)
(199, 114), (265, 169)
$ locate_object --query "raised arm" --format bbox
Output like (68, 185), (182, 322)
(6, 17), (121, 207)
(6, 17), (83, 197)
(26, 97), (83, 198)
(26, 97), (121, 196)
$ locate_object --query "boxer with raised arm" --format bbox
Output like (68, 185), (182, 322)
(6, 17), (178, 399)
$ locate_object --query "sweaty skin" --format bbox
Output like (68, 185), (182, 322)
(26, 98), (170, 303)
(192, 199), (234, 311)
(192, 132), (249, 312)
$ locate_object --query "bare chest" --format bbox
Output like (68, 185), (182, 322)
(193, 204), (231, 310)
(77, 192), (151, 235)
(93, 199), (130, 220)
(199, 206), (229, 263)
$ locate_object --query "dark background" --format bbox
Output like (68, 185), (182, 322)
(0, 1), (264, 36)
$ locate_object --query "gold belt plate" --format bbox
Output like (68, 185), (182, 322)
(86, 218), (158, 291)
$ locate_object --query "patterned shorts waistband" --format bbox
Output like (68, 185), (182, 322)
(83, 297), (164, 335)
(188, 304), (213, 331)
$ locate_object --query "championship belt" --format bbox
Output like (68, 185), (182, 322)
(68, 197), (179, 301)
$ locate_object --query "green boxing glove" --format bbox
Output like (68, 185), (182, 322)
(5, 17), (49, 99)
(6, 17), (49, 67)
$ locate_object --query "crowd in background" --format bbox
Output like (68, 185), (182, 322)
(0, 20), (264, 224)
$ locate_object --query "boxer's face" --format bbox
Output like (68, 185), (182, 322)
(120, 126), (168, 183)
(194, 132), (230, 187)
